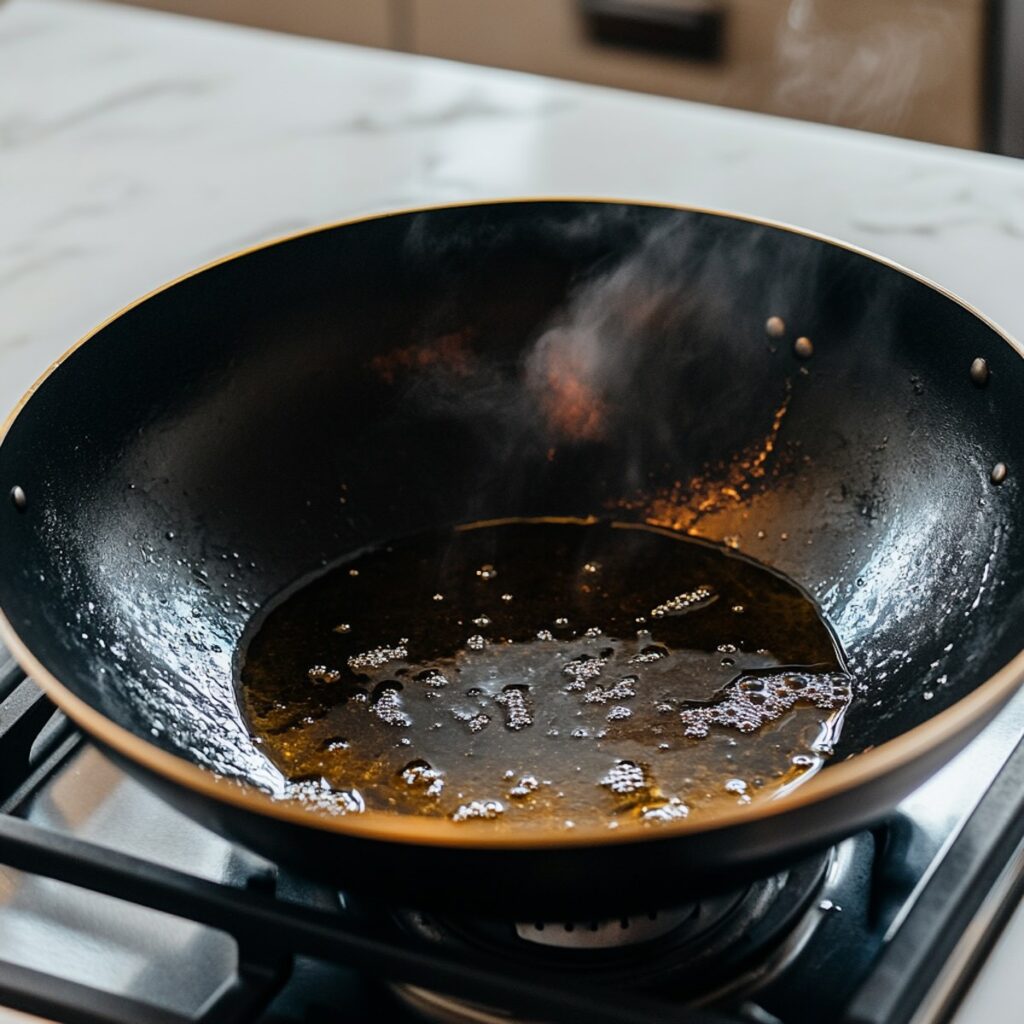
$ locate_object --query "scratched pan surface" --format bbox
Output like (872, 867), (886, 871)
(1, 200), (1022, 918)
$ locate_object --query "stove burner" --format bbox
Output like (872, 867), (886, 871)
(390, 851), (831, 1022)
(513, 907), (696, 949)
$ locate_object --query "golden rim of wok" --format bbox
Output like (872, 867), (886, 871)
(1, 196), (1022, 849)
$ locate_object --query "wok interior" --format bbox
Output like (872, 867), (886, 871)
(1, 201), (1022, 816)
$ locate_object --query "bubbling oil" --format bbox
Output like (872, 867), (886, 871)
(239, 519), (853, 828)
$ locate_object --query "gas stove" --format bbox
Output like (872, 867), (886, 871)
(2, 638), (1024, 1024)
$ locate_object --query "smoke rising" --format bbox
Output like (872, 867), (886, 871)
(389, 206), (849, 515)
(771, 0), (959, 135)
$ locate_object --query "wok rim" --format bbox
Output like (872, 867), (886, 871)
(1, 195), (1022, 850)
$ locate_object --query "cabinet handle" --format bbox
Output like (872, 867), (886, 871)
(580, 0), (725, 62)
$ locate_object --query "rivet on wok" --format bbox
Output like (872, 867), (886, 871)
(970, 357), (989, 386)
(793, 336), (814, 359)
(10, 486), (27, 512)
(765, 316), (786, 338)
(991, 462), (1008, 485)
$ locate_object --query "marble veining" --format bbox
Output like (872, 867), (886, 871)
(850, 170), (1024, 239)
(1, 78), (220, 149)
(320, 92), (572, 135)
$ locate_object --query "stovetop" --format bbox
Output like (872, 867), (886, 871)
(2, 637), (1024, 1024)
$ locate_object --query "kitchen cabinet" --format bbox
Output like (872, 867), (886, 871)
(408, 0), (986, 149)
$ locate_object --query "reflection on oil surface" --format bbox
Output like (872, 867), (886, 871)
(240, 519), (852, 828)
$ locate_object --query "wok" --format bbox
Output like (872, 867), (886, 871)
(1, 199), (1022, 919)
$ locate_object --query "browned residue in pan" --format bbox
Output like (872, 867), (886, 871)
(618, 384), (792, 534)
(370, 328), (477, 383)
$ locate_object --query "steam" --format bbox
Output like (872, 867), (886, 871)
(518, 217), (798, 453)
(771, 0), (958, 135)
(524, 221), (694, 445)
(393, 206), (835, 484)
(523, 226), (699, 443)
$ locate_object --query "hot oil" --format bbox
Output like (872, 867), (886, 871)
(239, 519), (853, 828)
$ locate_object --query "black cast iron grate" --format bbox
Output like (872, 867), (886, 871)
(2, 644), (1024, 1024)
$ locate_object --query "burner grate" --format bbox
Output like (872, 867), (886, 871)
(0, 807), (732, 1024)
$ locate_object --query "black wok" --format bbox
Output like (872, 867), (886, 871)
(1, 199), (1022, 918)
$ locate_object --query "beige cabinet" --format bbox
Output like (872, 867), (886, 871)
(407, 0), (986, 150)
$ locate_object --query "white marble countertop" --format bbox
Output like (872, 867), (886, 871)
(2, 1), (1024, 1020)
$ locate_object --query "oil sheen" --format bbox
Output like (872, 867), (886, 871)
(239, 519), (853, 829)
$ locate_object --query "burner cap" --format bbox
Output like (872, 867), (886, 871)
(513, 906), (695, 949)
